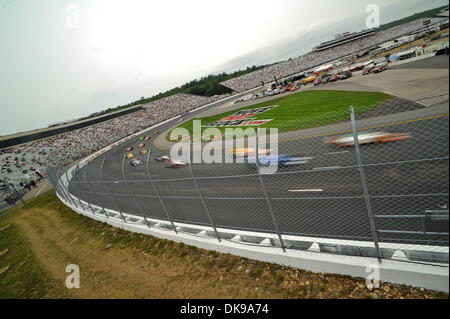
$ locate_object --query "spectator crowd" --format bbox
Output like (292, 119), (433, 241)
(0, 93), (230, 202)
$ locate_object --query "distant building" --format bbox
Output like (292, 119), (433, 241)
(313, 29), (376, 52)
(437, 7), (449, 18)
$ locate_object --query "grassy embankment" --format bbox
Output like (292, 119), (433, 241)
(0, 190), (447, 299)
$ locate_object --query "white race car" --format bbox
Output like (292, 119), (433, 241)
(155, 155), (170, 162)
(324, 131), (411, 147)
(165, 158), (188, 168)
(130, 159), (144, 167)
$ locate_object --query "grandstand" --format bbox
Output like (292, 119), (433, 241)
(0, 105), (143, 149)
(220, 17), (447, 92)
(437, 7), (449, 18)
(0, 92), (231, 204)
(313, 29), (375, 52)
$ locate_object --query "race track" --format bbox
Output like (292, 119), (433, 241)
(69, 55), (449, 246)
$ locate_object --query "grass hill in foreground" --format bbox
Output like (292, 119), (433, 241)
(0, 190), (447, 299)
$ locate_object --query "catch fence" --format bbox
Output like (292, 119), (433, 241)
(47, 100), (449, 265)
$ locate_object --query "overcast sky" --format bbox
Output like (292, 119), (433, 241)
(0, 0), (447, 136)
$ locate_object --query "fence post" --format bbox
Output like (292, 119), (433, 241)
(146, 150), (177, 233)
(9, 183), (25, 206)
(188, 140), (221, 242)
(54, 166), (68, 204)
(77, 162), (95, 215)
(63, 164), (79, 208)
(52, 166), (68, 203)
(84, 160), (110, 218)
(76, 162), (97, 215)
(47, 166), (57, 191)
(69, 148), (76, 163)
(121, 153), (151, 227)
(349, 106), (382, 262)
(256, 128), (286, 252)
(100, 158), (126, 223)
(58, 165), (77, 208)
(72, 163), (89, 212)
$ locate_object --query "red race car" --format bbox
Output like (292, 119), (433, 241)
(329, 74), (340, 82)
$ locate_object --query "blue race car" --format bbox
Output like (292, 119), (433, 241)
(248, 155), (313, 167)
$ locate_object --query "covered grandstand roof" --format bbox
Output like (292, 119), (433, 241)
(314, 64), (334, 73)
(0, 104), (143, 148)
(313, 29), (376, 52)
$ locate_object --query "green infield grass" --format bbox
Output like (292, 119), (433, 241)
(168, 90), (391, 140)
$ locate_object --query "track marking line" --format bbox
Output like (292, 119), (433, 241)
(383, 91), (428, 107)
(313, 166), (341, 170)
(289, 189), (323, 192)
(35, 181), (49, 197)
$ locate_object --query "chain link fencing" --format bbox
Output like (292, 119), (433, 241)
(46, 96), (449, 265)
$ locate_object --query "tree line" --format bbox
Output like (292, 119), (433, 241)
(88, 65), (269, 118)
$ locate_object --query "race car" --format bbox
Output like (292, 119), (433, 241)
(232, 147), (271, 158)
(362, 64), (375, 75)
(339, 70), (352, 80)
(322, 77), (331, 85)
(324, 131), (411, 147)
(302, 75), (316, 84)
(140, 148), (149, 155)
(125, 147), (133, 152)
(329, 74), (340, 82)
(139, 136), (145, 141)
(155, 155), (170, 162)
(144, 136), (151, 141)
(164, 158), (188, 168)
(126, 152), (135, 159)
(130, 159), (144, 167)
(373, 62), (388, 73)
(248, 155), (313, 168)
(138, 143), (145, 148)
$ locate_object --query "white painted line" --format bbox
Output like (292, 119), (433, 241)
(313, 166), (341, 170)
(35, 181), (49, 197)
(325, 151), (349, 155)
(289, 189), (323, 192)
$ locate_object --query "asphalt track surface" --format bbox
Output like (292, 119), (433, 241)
(390, 53), (449, 70)
(69, 56), (449, 246)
